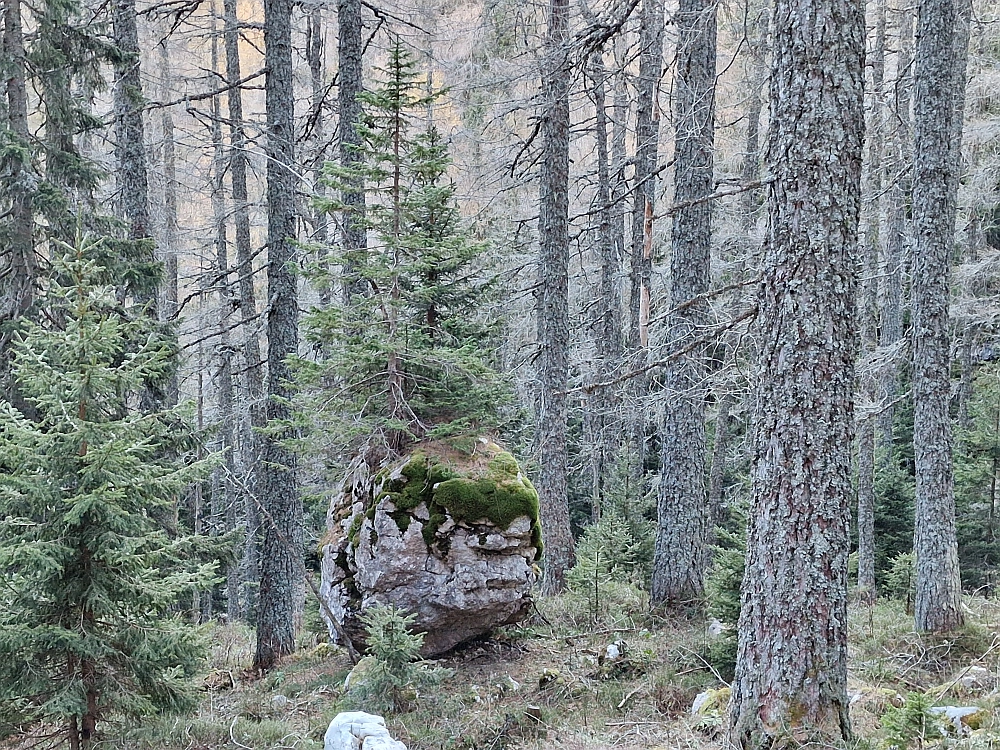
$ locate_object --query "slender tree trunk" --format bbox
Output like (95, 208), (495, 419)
(911, 0), (968, 634)
(587, 48), (622, 522)
(536, 0), (573, 594)
(158, 41), (180, 408)
(307, 2), (331, 306)
(857, 0), (886, 606)
(1, 0), (34, 317)
(707, 397), (730, 528)
(728, 0), (864, 742)
(208, 4), (239, 622)
(224, 0), (265, 621)
(1, 0), (35, 400)
(877, 4), (911, 461)
(112, 0), (152, 254)
(255, 0), (300, 670)
(651, 0), (716, 611)
(338, 0), (366, 301)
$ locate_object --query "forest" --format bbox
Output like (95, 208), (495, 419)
(1, 0), (999, 745)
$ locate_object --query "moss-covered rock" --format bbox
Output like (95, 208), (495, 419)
(319, 438), (541, 656)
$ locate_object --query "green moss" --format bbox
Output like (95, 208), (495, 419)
(347, 514), (364, 545)
(422, 513), (448, 551)
(432, 476), (539, 531)
(389, 510), (412, 534)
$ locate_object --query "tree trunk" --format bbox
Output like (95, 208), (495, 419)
(255, 0), (300, 670)
(338, 0), (366, 301)
(856, 0), (886, 606)
(536, 0), (573, 594)
(306, 2), (331, 306)
(911, 0), (968, 634)
(651, 0), (715, 611)
(112, 0), (151, 251)
(208, 5), (239, 622)
(728, 0), (863, 743)
(707, 397), (730, 529)
(1, 0), (35, 316)
(158, 40), (180, 408)
(877, 2), (911, 462)
(0, 0), (35, 399)
(224, 0), (265, 621)
(586, 47), (622, 522)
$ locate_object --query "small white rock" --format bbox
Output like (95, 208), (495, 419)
(324, 711), (407, 750)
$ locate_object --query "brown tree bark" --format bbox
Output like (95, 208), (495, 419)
(338, 0), (366, 301)
(728, 0), (864, 742)
(255, 0), (300, 670)
(651, 0), (716, 611)
(536, 0), (574, 594)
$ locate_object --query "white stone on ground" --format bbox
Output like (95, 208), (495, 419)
(324, 712), (407, 750)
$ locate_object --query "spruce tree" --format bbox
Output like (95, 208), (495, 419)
(0, 239), (217, 747)
(306, 41), (504, 461)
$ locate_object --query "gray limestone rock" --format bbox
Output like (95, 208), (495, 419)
(319, 439), (541, 656)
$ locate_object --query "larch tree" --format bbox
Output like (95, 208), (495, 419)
(651, 0), (716, 611)
(911, 0), (968, 633)
(223, 0), (264, 621)
(536, 0), (574, 594)
(338, 0), (366, 300)
(856, 0), (887, 605)
(255, 0), (301, 671)
(728, 0), (864, 743)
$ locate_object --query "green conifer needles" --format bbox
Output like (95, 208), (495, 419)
(304, 40), (506, 455)
(0, 240), (217, 746)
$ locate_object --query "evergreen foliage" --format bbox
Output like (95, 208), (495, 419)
(954, 367), (1000, 592)
(342, 604), (448, 714)
(303, 39), (506, 458)
(0, 240), (217, 745)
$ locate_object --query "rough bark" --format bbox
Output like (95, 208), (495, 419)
(707, 397), (730, 528)
(224, 0), (265, 620)
(112, 0), (151, 248)
(338, 0), (366, 301)
(307, 2), (331, 306)
(651, 0), (716, 611)
(255, 0), (300, 670)
(728, 0), (863, 742)
(536, 0), (574, 594)
(911, 0), (967, 634)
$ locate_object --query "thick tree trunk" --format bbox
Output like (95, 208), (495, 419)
(911, 0), (968, 634)
(338, 0), (366, 301)
(728, 0), (863, 743)
(224, 0), (265, 621)
(651, 0), (715, 611)
(255, 0), (300, 670)
(536, 0), (573, 594)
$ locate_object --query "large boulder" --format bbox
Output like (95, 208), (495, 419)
(319, 438), (541, 656)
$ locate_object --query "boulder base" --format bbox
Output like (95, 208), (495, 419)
(320, 438), (541, 656)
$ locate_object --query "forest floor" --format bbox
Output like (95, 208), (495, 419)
(29, 586), (1000, 749)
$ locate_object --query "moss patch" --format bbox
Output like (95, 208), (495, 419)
(367, 443), (542, 560)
